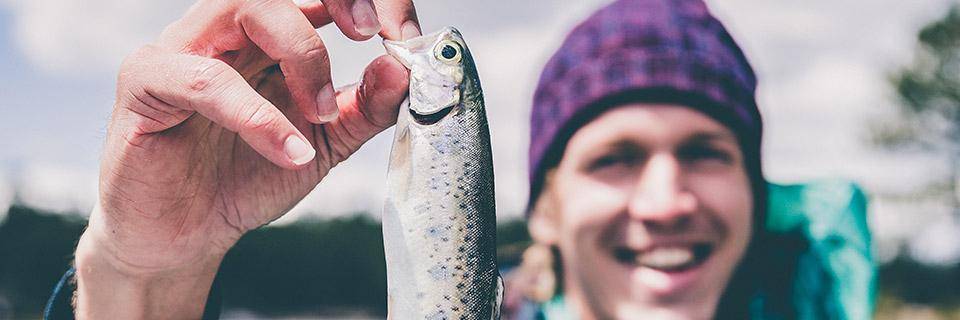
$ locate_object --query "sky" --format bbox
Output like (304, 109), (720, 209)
(0, 0), (957, 264)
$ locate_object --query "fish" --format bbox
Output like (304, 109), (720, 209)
(382, 27), (502, 320)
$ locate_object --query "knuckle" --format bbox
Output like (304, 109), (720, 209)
(238, 101), (277, 133)
(289, 35), (327, 62)
(118, 45), (159, 84)
(243, 0), (277, 8)
(186, 59), (231, 101)
(239, 0), (280, 17)
(122, 45), (159, 68)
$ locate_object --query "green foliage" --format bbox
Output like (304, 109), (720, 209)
(878, 255), (960, 307)
(0, 205), (86, 318)
(219, 216), (390, 316)
(2, 204), (960, 316)
(496, 219), (532, 268)
(879, 5), (960, 151)
(918, 7), (960, 56)
(0, 206), (533, 317)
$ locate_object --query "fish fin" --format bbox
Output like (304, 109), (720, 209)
(491, 274), (504, 320)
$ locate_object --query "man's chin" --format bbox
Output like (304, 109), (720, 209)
(576, 246), (722, 319)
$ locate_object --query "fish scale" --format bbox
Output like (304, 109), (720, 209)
(382, 27), (502, 319)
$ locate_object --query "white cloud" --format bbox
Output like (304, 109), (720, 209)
(909, 213), (960, 266)
(871, 198), (947, 242)
(16, 162), (98, 214)
(0, 172), (12, 222)
(1, 0), (194, 74)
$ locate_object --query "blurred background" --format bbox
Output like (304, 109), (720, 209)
(0, 0), (958, 318)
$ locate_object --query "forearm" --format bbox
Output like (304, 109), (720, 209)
(73, 214), (223, 319)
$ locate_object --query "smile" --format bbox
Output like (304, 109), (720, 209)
(613, 243), (713, 272)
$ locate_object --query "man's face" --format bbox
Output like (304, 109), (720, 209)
(530, 104), (753, 320)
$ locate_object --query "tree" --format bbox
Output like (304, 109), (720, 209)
(875, 5), (960, 214)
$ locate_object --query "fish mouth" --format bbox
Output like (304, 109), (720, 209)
(410, 104), (455, 125)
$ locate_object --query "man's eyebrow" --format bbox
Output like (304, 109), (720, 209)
(684, 131), (738, 144)
(594, 139), (642, 152)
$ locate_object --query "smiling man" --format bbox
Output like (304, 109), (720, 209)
(509, 0), (874, 319)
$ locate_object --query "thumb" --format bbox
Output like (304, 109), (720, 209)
(317, 54), (408, 161)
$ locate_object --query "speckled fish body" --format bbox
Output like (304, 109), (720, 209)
(382, 27), (502, 320)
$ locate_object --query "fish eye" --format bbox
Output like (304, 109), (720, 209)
(435, 40), (462, 63)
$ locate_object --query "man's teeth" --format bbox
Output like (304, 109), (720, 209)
(636, 247), (694, 270)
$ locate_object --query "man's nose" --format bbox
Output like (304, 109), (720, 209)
(626, 153), (698, 232)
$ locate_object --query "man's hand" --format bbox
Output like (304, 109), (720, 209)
(73, 0), (418, 318)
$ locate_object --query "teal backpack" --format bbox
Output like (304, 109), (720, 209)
(760, 180), (875, 320)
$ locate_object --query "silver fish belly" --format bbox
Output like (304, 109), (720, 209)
(382, 27), (502, 320)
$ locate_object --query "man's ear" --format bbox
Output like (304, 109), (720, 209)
(528, 171), (560, 245)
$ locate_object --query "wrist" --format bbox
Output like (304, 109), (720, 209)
(73, 206), (224, 319)
(77, 204), (227, 276)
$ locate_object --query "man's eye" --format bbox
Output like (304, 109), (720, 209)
(678, 146), (732, 164)
(587, 152), (638, 171)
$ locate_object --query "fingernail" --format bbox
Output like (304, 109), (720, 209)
(352, 0), (381, 37)
(284, 135), (315, 166)
(316, 83), (339, 122)
(401, 20), (421, 40)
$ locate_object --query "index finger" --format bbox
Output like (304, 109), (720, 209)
(373, 0), (420, 40)
(321, 0), (420, 41)
(238, 0), (339, 124)
(298, 1), (334, 28)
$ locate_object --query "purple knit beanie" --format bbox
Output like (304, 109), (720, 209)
(528, 0), (765, 213)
